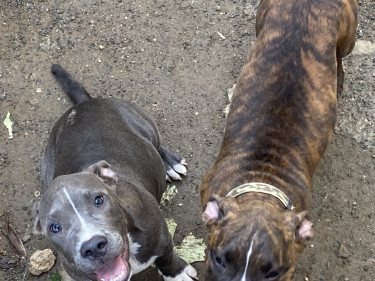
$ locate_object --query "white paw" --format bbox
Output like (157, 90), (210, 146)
(173, 163), (187, 176)
(166, 159), (187, 181)
(167, 168), (182, 181)
(160, 264), (198, 281)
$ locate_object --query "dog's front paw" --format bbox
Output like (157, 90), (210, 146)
(158, 145), (188, 181)
(166, 159), (187, 182)
(160, 264), (198, 281)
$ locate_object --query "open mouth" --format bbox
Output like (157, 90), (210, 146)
(94, 244), (130, 281)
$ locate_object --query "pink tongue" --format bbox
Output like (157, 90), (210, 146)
(95, 256), (129, 281)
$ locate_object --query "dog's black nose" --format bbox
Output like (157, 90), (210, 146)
(80, 236), (108, 259)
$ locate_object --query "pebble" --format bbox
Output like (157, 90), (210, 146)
(29, 98), (39, 105)
(338, 244), (350, 259)
(29, 249), (56, 275)
(22, 234), (31, 243)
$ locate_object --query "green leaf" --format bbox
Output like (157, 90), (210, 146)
(3, 112), (13, 139)
(161, 185), (178, 205)
(165, 218), (177, 237)
(174, 233), (206, 264)
(51, 273), (62, 281)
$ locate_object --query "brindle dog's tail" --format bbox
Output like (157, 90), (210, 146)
(51, 64), (92, 105)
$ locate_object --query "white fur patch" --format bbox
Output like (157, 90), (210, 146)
(62, 188), (98, 245)
(128, 234), (157, 275)
(167, 168), (182, 181)
(63, 188), (87, 228)
(159, 264), (197, 281)
(67, 109), (76, 125)
(172, 163), (187, 176)
(240, 234), (256, 281)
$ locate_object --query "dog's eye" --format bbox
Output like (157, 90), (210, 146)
(265, 271), (279, 279)
(49, 223), (62, 233)
(215, 257), (225, 267)
(210, 250), (226, 268)
(94, 196), (104, 207)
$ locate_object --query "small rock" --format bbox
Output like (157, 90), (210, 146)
(0, 256), (18, 269)
(29, 249), (56, 275)
(22, 234), (31, 243)
(338, 244), (350, 259)
(29, 98), (39, 105)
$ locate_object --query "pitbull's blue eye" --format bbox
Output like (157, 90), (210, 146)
(94, 196), (104, 207)
(215, 257), (225, 267)
(49, 223), (62, 233)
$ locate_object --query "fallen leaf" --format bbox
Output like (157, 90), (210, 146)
(0, 213), (27, 257)
(3, 112), (13, 139)
(161, 185), (178, 205)
(165, 218), (177, 237)
(51, 272), (62, 281)
(174, 233), (206, 264)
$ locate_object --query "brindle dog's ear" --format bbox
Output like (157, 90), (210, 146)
(283, 210), (313, 240)
(84, 160), (118, 186)
(202, 194), (238, 224)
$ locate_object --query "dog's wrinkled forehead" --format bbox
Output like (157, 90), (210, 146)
(39, 173), (110, 218)
(207, 218), (296, 281)
(209, 209), (296, 264)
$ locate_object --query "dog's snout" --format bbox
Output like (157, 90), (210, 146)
(80, 236), (108, 259)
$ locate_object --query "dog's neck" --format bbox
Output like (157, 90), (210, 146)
(226, 182), (295, 210)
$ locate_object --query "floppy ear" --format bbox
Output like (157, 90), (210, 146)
(84, 160), (118, 186)
(202, 197), (222, 223)
(283, 210), (313, 240)
(32, 201), (44, 235)
(202, 194), (238, 224)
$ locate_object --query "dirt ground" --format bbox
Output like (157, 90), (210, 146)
(0, 0), (374, 280)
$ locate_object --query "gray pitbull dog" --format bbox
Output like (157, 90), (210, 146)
(33, 64), (198, 281)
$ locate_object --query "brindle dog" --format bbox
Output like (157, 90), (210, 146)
(200, 0), (358, 280)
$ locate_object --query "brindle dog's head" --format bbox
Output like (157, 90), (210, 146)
(202, 195), (312, 281)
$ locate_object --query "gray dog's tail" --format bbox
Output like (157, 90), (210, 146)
(51, 64), (92, 105)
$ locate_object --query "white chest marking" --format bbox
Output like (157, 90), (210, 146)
(240, 234), (256, 281)
(128, 234), (158, 275)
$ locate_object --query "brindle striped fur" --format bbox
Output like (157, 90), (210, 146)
(200, 0), (358, 280)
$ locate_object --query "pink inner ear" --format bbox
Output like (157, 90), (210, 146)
(298, 219), (313, 240)
(100, 167), (118, 181)
(202, 201), (220, 222)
